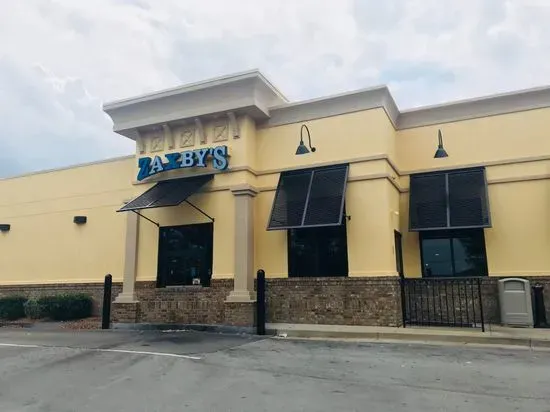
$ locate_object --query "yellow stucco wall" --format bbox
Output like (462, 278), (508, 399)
(396, 108), (550, 173)
(2, 100), (550, 285)
(0, 158), (135, 284)
(256, 108), (395, 172)
(485, 179), (550, 276)
(397, 108), (550, 277)
(346, 178), (398, 276)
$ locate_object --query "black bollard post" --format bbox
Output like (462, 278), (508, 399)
(102, 274), (112, 330)
(533, 284), (547, 328)
(256, 270), (266, 335)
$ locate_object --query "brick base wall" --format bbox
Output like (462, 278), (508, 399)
(112, 277), (403, 327)
(0, 282), (122, 316)
(224, 302), (256, 327)
(5, 275), (548, 328)
(122, 280), (234, 324)
(113, 302), (139, 323)
(265, 277), (403, 327)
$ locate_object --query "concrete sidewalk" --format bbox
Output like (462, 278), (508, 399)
(267, 323), (550, 349)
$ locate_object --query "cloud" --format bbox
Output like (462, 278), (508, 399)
(0, 57), (133, 178)
(1, 0), (550, 176)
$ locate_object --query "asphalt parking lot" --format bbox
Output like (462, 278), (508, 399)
(0, 328), (549, 411)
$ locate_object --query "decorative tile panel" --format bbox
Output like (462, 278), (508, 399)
(175, 125), (196, 148)
(213, 119), (228, 142)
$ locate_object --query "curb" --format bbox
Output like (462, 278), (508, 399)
(267, 328), (550, 349)
(0, 322), (34, 329)
(112, 322), (257, 335)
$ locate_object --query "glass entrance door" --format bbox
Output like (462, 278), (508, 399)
(157, 223), (213, 287)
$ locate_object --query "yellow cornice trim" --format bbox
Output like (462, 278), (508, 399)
(398, 154), (550, 176)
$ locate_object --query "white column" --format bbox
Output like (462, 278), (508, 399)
(114, 208), (139, 303)
(226, 185), (258, 303)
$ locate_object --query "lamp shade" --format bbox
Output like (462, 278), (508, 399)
(295, 142), (310, 155)
(434, 129), (448, 158)
(434, 147), (449, 158)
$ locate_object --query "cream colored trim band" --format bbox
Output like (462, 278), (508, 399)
(134, 152), (550, 185)
(398, 154), (550, 176)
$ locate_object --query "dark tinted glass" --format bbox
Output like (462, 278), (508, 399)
(288, 222), (348, 277)
(420, 229), (488, 277)
(157, 223), (213, 287)
(421, 238), (453, 277)
(452, 233), (488, 276)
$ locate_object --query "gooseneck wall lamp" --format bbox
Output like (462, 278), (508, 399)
(295, 124), (317, 155)
(434, 129), (449, 158)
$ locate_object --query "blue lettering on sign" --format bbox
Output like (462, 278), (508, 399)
(137, 157), (151, 181)
(180, 150), (195, 167)
(164, 152), (181, 170)
(149, 156), (164, 175)
(195, 148), (210, 167)
(212, 146), (229, 170)
(136, 145), (229, 181)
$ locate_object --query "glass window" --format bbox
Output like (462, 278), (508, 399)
(288, 222), (348, 277)
(420, 229), (488, 277)
(157, 223), (213, 287)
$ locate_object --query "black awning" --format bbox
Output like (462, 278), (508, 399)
(409, 167), (491, 231)
(267, 164), (349, 230)
(118, 174), (213, 212)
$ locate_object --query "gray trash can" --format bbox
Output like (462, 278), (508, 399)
(498, 278), (533, 327)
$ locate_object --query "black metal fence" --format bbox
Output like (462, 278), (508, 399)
(400, 277), (485, 332)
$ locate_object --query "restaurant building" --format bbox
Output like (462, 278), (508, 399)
(1, 70), (550, 328)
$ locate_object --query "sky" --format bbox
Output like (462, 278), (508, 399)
(1, 0), (550, 178)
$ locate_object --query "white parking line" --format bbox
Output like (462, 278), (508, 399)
(98, 349), (201, 360)
(0, 343), (42, 349)
(0, 342), (202, 360)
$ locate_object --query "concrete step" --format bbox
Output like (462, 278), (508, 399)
(266, 323), (550, 349)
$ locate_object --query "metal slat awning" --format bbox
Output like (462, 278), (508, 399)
(267, 164), (349, 230)
(118, 174), (214, 225)
(409, 167), (491, 231)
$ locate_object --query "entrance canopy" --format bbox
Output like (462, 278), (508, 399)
(267, 164), (349, 230)
(118, 174), (213, 212)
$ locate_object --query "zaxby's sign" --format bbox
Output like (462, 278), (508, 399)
(137, 145), (228, 181)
